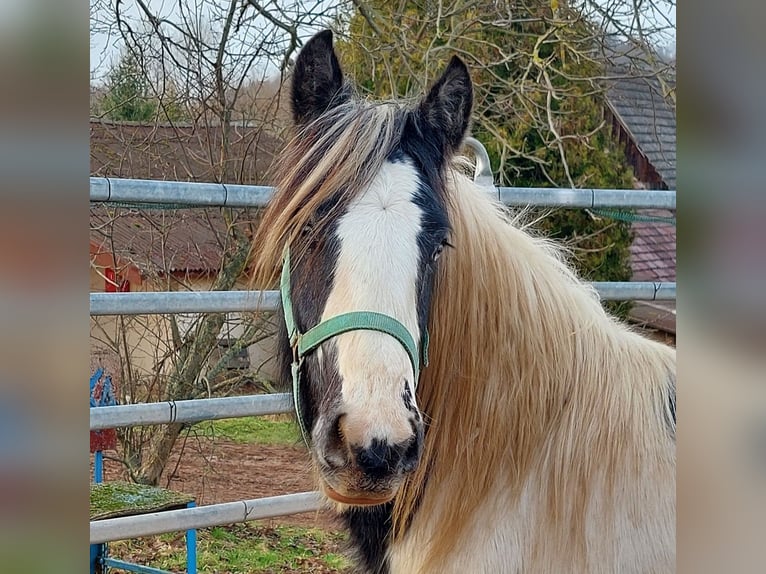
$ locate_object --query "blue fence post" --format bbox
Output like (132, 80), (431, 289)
(186, 501), (197, 574)
(91, 450), (106, 573)
(91, 366), (117, 574)
(90, 543), (102, 574)
(94, 450), (103, 484)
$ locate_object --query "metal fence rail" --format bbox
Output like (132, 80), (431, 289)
(496, 187), (675, 209)
(90, 282), (675, 316)
(90, 492), (324, 544)
(89, 290), (280, 316)
(90, 177), (677, 210)
(90, 394), (293, 430)
(592, 281), (675, 301)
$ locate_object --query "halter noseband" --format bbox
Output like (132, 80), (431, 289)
(280, 246), (429, 447)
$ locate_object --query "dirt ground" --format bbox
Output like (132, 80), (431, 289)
(167, 439), (342, 532)
(101, 437), (342, 533)
(98, 437), (347, 572)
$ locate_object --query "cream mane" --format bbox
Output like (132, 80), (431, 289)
(392, 166), (676, 571)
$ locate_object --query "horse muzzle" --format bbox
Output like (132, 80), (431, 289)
(313, 424), (423, 507)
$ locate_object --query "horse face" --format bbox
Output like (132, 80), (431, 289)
(285, 31), (472, 506)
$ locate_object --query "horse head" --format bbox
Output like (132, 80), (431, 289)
(272, 30), (472, 506)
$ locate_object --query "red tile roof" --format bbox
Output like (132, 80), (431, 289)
(90, 118), (277, 276)
(628, 209), (676, 335)
(90, 206), (256, 275)
(90, 119), (279, 183)
(629, 210), (676, 282)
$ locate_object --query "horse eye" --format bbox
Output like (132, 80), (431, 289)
(301, 221), (319, 250)
(432, 239), (451, 261)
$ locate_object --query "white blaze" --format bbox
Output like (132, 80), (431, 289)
(322, 159), (424, 447)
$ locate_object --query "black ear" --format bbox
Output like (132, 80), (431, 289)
(291, 30), (348, 126)
(418, 56), (473, 152)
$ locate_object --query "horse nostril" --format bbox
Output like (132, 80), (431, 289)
(318, 413), (349, 471)
(356, 439), (399, 479)
(327, 413), (345, 451)
(401, 434), (421, 473)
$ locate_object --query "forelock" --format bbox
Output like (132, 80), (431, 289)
(250, 100), (413, 287)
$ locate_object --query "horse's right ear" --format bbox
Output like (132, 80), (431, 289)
(418, 56), (473, 153)
(291, 30), (348, 126)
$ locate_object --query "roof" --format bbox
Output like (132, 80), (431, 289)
(629, 210), (676, 282)
(599, 45), (677, 334)
(605, 70), (676, 190)
(90, 118), (280, 275)
(628, 209), (676, 335)
(90, 205), (256, 275)
(90, 119), (280, 183)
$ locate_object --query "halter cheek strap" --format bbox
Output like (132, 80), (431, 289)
(280, 246), (429, 447)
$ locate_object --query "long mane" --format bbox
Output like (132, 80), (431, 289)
(391, 168), (676, 570)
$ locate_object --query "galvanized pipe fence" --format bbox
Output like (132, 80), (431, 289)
(89, 281), (675, 317)
(90, 394), (293, 431)
(91, 492), (324, 545)
(91, 176), (677, 209)
(89, 175), (676, 544)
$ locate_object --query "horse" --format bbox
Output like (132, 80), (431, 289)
(250, 30), (676, 574)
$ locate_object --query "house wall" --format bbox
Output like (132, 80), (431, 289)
(90, 265), (179, 399)
(89, 265), (280, 402)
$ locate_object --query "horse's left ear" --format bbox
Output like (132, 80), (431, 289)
(418, 56), (473, 152)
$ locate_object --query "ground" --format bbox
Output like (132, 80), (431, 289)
(97, 421), (349, 573)
(162, 440), (341, 532)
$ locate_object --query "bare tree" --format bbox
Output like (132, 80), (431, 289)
(89, 0), (341, 485)
(90, 199), (281, 482)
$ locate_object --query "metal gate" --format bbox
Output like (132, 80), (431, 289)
(89, 173), (676, 544)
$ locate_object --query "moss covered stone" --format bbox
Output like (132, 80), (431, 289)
(90, 481), (194, 520)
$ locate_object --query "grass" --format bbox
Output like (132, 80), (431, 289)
(107, 523), (350, 573)
(195, 416), (300, 446)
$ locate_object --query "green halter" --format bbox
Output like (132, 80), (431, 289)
(280, 246), (429, 447)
